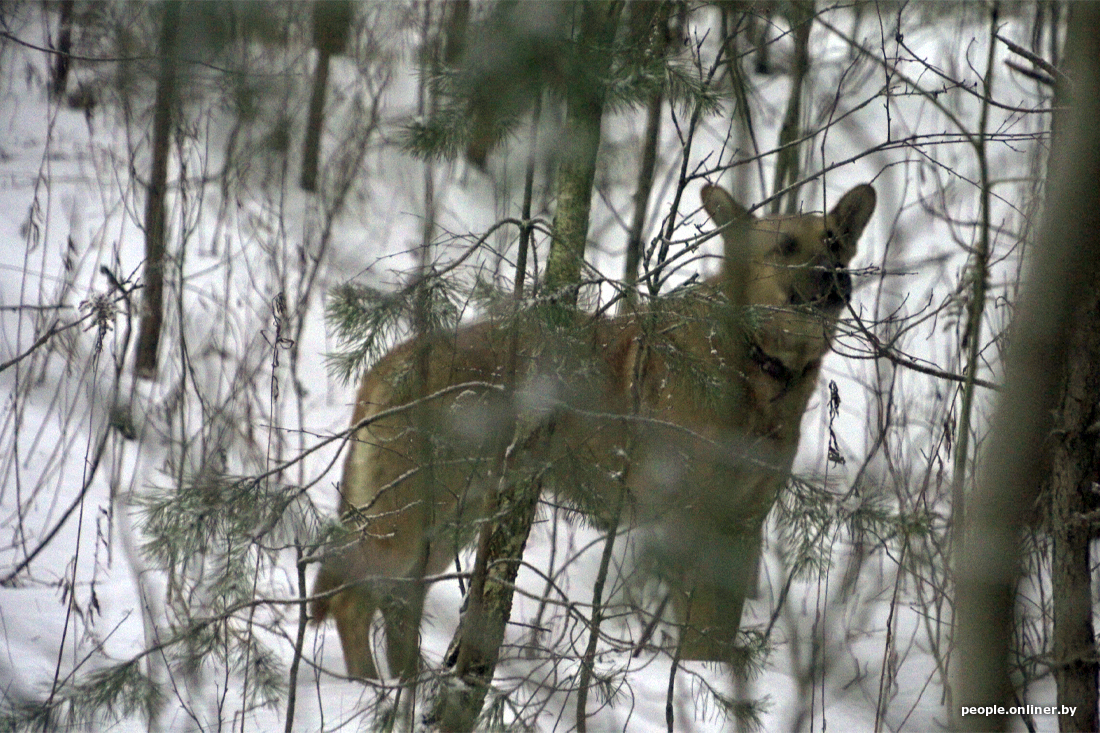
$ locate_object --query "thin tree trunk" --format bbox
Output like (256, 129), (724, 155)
(771, 1), (813, 215)
(442, 0), (470, 65)
(575, 469), (630, 732)
(49, 0), (75, 97)
(953, 6), (1100, 730)
(133, 0), (181, 380)
(622, 90), (662, 308)
(621, 2), (669, 308)
(300, 1), (351, 193)
(430, 418), (549, 732)
(394, 0), (439, 705)
(299, 50), (330, 193)
(543, 2), (624, 306)
(428, 5), (622, 730)
(723, 7), (766, 203)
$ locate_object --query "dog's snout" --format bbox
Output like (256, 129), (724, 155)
(813, 264), (850, 309)
(833, 268), (852, 303)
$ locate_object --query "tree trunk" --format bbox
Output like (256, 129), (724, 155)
(622, 89), (661, 308)
(133, 0), (181, 380)
(428, 4), (623, 730)
(49, 0), (75, 97)
(542, 2), (623, 306)
(1049, 280), (1100, 731)
(621, 2), (670, 308)
(300, 1), (352, 192)
(428, 417), (550, 732)
(299, 50), (330, 193)
(1046, 6), (1100, 729)
(771, 1), (813, 215)
(953, 6), (1100, 730)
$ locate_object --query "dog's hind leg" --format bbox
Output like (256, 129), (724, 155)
(331, 585), (382, 680)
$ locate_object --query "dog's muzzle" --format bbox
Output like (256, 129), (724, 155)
(811, 265), (851, 310)
(825, 267), (851, 309)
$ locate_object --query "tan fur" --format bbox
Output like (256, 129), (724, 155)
(313, 183), (876, 679)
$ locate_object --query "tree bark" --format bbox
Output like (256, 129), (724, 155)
(771, 1), (813, 215)
(299, 50), (330, 193)
(1045, 7), (1100, 729)
(133, 0), (181, 380)
(428, 416), (549, 732)
(300, 1), (352, 192)
(1049, 277), (1100, 732)
(622, 89), (661, 308)
(49, 0), (75, 97)
(621, 2), (670, 308)
(542, 2), (623, 306)
(428, 4), (623, 730)
(953, 7), (1100, 730)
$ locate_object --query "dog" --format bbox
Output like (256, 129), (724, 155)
(312, 182), (876, 680)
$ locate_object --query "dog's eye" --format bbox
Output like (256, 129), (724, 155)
(824, 229), (840, 253)
(778, 235), (799, 256)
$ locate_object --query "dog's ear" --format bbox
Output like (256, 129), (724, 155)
(702, 184), (754, 304)
(701, 184), (751, 230)
(828, 184), (876, 244)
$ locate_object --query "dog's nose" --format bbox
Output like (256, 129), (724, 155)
(818, 267), (851, 309)
(835, 268), (852, 302)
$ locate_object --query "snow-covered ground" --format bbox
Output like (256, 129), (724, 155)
(0, 3), (1061, 731)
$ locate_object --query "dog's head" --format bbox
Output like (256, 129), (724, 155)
(702, 183), (876, 373)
